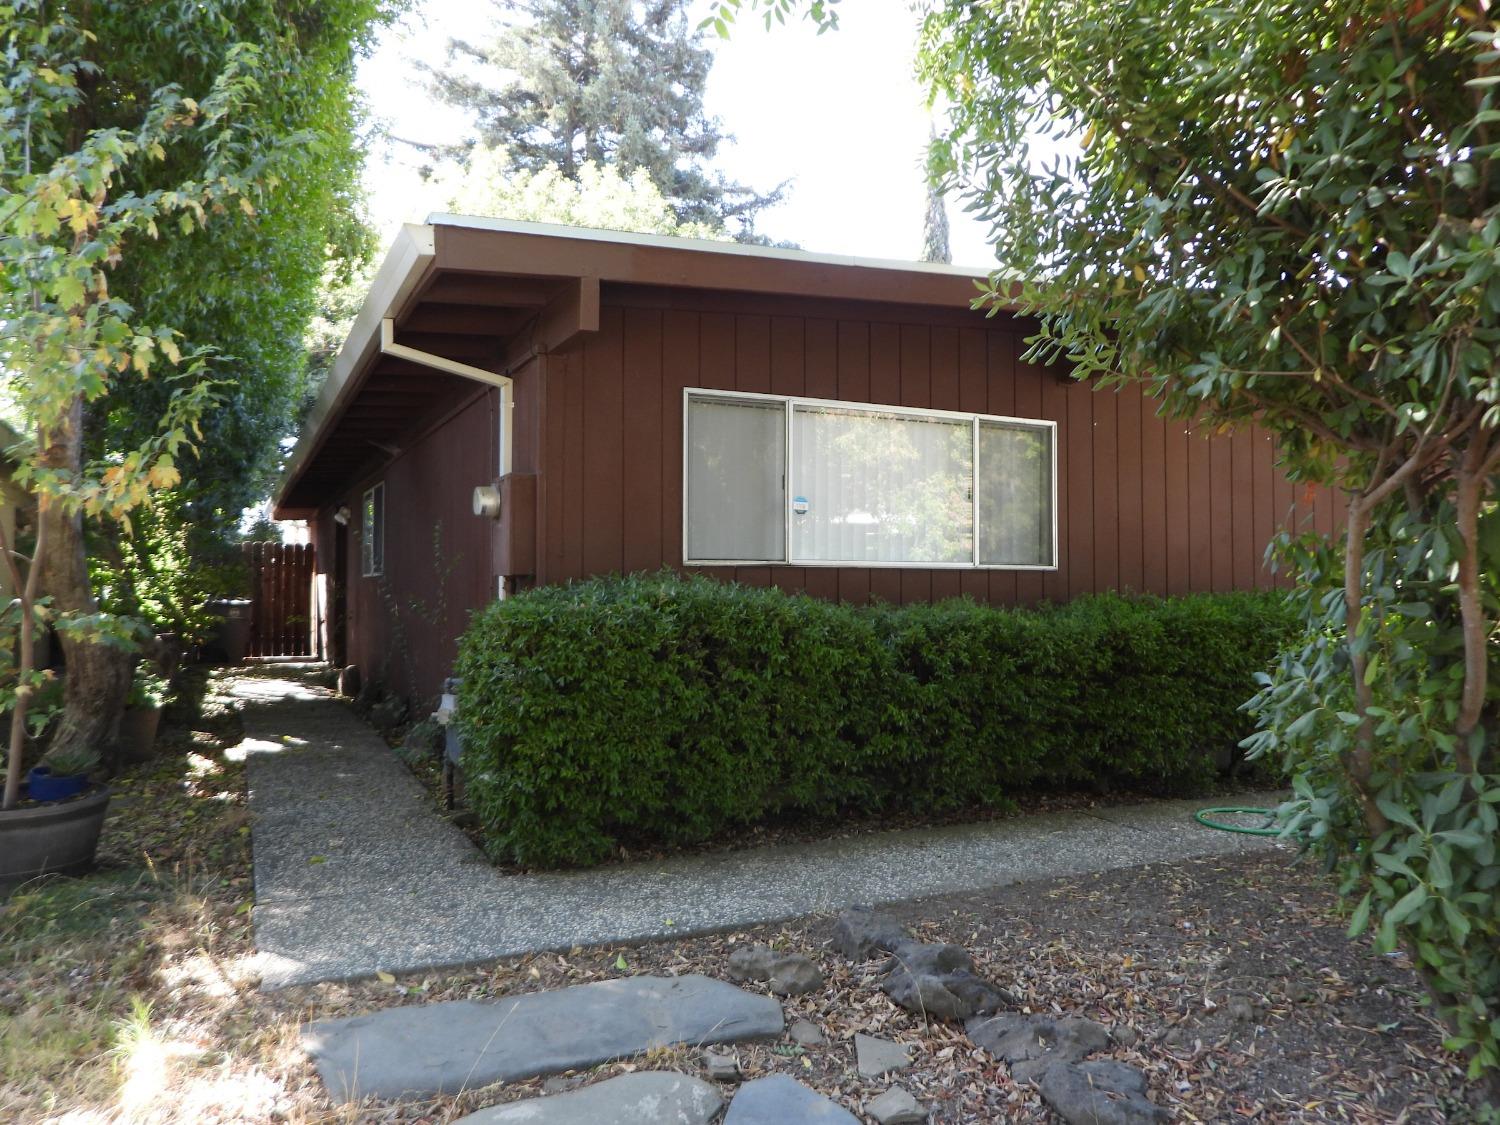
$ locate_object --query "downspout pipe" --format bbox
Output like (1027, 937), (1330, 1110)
(379, 318), (514, 476)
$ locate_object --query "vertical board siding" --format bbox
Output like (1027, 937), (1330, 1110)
(1139, 389), (1168, 595)
(582, 308), (625, 578)
(1231, 428), (1258, 592)
(1163, 417), (1192, 595)
(337, 293), (1334, 705)
(333, 390), (499, 703)
(660, 309), (697, 576)
(621, 308), (664, 575)
(1115, 386), (1145, 593)
(1091, 382), (1120, 593)
(1066, 380), (1094, 599)
(1187, 430), (1214, 593)
(1209, 430), (1235, 592)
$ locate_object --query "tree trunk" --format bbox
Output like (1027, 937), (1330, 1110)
(36, 400), (131, 764)
(1342, 494), (1391, 836)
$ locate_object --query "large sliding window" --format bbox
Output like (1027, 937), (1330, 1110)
(684, 390), (1056, 569)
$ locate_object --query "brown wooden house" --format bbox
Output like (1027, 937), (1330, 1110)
(274, 217), (1325, 703)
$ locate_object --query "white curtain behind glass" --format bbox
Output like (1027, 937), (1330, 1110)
(978, 422), (1053, 566)
(685, 396), (785, 561)
(791, 406), (973, 564)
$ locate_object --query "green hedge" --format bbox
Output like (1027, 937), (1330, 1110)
(455, 572), (1294, 866)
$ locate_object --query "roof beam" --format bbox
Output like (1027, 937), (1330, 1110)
(416, 273), (558, 308)
(538, 276), (599, 355)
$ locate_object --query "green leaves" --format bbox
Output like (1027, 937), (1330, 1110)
(454, 574), (1291, 867)
(915, 0), (1500, 1078)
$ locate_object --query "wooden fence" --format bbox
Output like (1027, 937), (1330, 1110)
(243, 541), (319, 660)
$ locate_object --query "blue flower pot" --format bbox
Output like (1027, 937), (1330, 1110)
(26, 766), (90, 803)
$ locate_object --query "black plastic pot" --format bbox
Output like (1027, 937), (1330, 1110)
(0, 786), (111, 894)
(200, 599), (252, 664)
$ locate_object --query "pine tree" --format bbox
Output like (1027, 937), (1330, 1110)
(423, 0), (781, 234)
(920, 126), (952, 264)
(921, 180), (952, 264)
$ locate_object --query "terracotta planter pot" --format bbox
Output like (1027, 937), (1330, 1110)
(120, 704), (163, 762)
(0, 786), (111, 894)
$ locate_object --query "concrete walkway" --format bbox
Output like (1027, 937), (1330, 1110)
(238, 673), (1285, 991)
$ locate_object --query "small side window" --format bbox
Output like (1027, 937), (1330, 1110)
(361, 482), (385, 577)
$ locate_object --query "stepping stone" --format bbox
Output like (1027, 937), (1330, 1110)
(303, 975), (783, 1102)
(832, 906), (910, 961)
(967, 1013), (1111, 1081)
(723, 1074), (858, 1124)
(702, 1048), (741, 1081)
(454, 1071), (722, 1124)
(727, 945), (825, 996)
(880, 942), (1013, 1021)
(1038, 1059), (1170, 1125)
(855, 1033), (912, 1078)
(866, 1086), (929, 1124)
(789, 1019), (825, 1046)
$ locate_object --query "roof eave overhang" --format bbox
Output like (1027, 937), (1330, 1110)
(272, 224), (436, 518)
(272, 217), (1014, 520)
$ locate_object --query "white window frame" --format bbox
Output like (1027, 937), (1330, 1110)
(361, 481), (385, 578)
(682, 388), (1059, 571)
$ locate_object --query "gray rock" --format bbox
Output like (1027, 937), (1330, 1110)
(967, 1013), (1112, 1078)
(865, 1086), (928, 1124)
(702, 1048), (741, 1081)
(789, 1019), (826, 1047)
(1038, 1059), (1170, 1125)
(831, 906), (909, 961)
(723, 1074), (859, 1124)
(727, 945), (825, 996)
(303, 975), (784, 1102)
(855, 1033), (913, 1078)
(455, 1071), (723, 1124)
(880, 942), (1014, 1021)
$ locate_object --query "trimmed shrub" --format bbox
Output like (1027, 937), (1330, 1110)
(456, 572), (1294, 866)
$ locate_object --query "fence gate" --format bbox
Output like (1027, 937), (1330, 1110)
(243, 541), (319, 660)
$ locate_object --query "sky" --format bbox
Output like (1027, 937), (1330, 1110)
(355, 1), (999, 267)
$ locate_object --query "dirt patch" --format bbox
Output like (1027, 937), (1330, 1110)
(375, 851), (1471, 1124)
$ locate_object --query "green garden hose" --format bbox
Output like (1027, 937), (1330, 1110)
(1194, 806), (1281, 837)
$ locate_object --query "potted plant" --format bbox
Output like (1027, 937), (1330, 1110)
(120, 670), (169, 763)
(0, 681), (111, 894)
(26, 744), (97, 802)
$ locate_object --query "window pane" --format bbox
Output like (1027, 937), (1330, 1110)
(978, 422), (1053, 566)
(791, 406), (973, 564)
(362, 490), (374, 576)
(686, 396), (785, 561)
